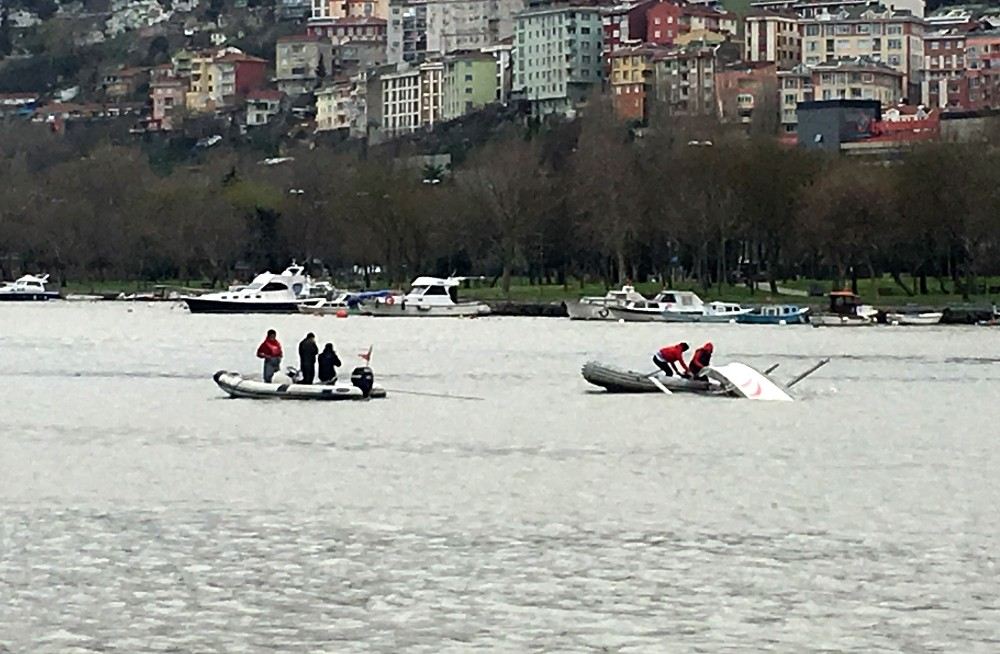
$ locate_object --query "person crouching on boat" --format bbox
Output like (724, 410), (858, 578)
(688, 342), (713, 379)
(298, 332), (319, 384)
(653, 342), (689, 377)
(256, 329), (283, 383)
(318, 343), (342, 384)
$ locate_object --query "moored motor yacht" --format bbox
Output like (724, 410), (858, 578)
(0, 274), (60, 301)
(811, 290), (877, 327)
(566, 284), (647, 320)
(185, 264), (309, 314)
(607, 290), (705, 322)
(366, 276), (491, 317)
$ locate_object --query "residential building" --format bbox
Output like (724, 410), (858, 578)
(744, 10), (802, 68)
(102, 67), (149, 99)
(419, 59), (445, 125)
(514, 5), (605, 117)
(800, 5), (926, 99)
(966, 28), (1000, 109)
(652, 43), (723, 116)
(336, 41), (389, 72)
(316, 78), (367, 132)
(715, 61), (779, 125)
(387, 0), (521, 65)
(186, 49), (268, 112)
(682, 5), (738, 37)
(645, 1), (684, 47)
(379, 60), (444, 133)
(812, 56), (903, 104)
(150, 77), (187, 129)
(749, 0), (925, 20)
(280, 0), (312, 19)
(276, 35), (334, 96)
(777, 63), (813, 132)
(442, 51), (499, 120)
(307, 16), (388, 45)
(482, 39), (515, 104)
(312, 0), (390, 19)
(246, 89), (285, 126)
(609, 44), (662, 121)
(601, 0), (656, 68)
(920, 27), (968, 108)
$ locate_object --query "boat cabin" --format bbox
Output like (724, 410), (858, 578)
(6, 274), (50, 293)
(706, 301), (746, 316)
(829, 291), (864, 316)
(757, 304), (804, 317)
(653, 290), (705, 312)
(406, 276), (463, 305)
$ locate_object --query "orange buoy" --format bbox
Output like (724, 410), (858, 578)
(336, 308), (349, 318)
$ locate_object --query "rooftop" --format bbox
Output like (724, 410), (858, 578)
(812, 56), (903, 74)
(247, 89), (285, 101)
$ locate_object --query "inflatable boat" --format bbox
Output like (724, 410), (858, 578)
(582, 360), (800, 402)
(581, 361), (713, 394)
(213, 367), (386, 400)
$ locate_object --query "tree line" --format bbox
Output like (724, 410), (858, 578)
(2, 99), (1000, 298)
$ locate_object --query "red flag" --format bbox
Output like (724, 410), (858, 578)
(359, 346), (372, 363)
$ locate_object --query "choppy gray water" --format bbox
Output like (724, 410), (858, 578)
(1, 303), (999, 652)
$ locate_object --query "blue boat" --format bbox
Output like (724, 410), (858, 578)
(737, 304), (811, 325)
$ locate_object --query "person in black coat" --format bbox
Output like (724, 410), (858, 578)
(318, 343), (342, 383)
(298, 333), (319, 384)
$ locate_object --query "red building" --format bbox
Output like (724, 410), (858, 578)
(922, 28), (972, 109)
(645, 1), (683, 46)
(215, 52), (269, 97)
(966, 29), (1000, 109)
(715, 61), (778, 125)
(602, 0), (657, 69)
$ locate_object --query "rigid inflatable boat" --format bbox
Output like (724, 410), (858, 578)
(582, 360), (800, 402)
(213, 367), (386, 400)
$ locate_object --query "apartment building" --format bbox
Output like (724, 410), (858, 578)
(275, 34), (334, 95)
(744, 10), (802, 68)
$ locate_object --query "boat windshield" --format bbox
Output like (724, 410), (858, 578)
(260, 281), (288, 292)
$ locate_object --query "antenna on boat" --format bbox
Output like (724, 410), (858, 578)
(786, 358), (830, 389)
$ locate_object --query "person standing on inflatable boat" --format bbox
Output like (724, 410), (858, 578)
(653, 342), (689, 377)
(256, 329), (283, 383)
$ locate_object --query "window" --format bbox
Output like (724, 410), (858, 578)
(807, 41), (818, 52)
(261, 282), (289, 292)
(835, 24), (850, 35)
(654, 29), (661, 38)
(806, 24), (819, 36)
(931, 41), (939, 50)
(464, 74), (473, 81)
(826, 39), (835, 52)
(888, 54), (901, 65)
(886, 25), (902, 35)
(888, 39), (902, 50)
(857, 23), (871, 34)
(581, 26), (590, 34)
(465, 87), (472, 94)
(857, 39), (870, 50)
(872, 37), (881, 50)
(654, 17), (661, 25)
(784, 93), (796, 104)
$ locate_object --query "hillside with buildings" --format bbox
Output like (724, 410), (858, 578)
(1, 0), (1000, 153)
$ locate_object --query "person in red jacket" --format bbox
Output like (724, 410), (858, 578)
(653, 342), (689, 377)
(256, 329), (283, 383)
(688, 342), (714, 379)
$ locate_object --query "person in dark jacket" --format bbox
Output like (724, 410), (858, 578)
(652, 342), (689, 377)
(688, 342), (714, 379)
(318, 343), (342, 383)
(298, 333), (319, 384)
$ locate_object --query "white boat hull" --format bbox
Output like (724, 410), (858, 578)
(886, 312), (943, 326)
(660, 311), (750, 323)
(566, 301), (615, 320)
(607, 307), (665, 322)
(367, 302), (490, 317)
(214, 371), (386, 400)
(811, 315), (874, 327)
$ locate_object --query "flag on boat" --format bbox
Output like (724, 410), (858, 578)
(359, 346), (373, 363)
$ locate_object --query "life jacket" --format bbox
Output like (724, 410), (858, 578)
(690, 346), (713, 373)
(656, 344), (686, 363)
(256, 338), (283, 359)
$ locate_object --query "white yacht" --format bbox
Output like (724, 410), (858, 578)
(608, 290), (705, 322)
(566, 285), (647, 320)
(0, 274), (60, 301)
(184, 263), (311, 314)
(366, 276), (491, 317)
(661, 300), (752, 323)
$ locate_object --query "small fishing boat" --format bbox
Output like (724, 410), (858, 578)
(660, 301), (752, 323)
(607, 290), (705, 322)
(367, 276), (490, 317)
(737, 304), (811, 325)
(811, 291), (876, 327)
(885, 311), (943, 326)
(566, 285), (647, 320)
(0, 274), (60, 301)
(213, 367), (385, 400)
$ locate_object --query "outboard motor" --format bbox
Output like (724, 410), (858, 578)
(350, 366), (375, 398)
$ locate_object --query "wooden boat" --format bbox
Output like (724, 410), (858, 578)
(213, 368), (386, 400)
(737, 304), (811, 325)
